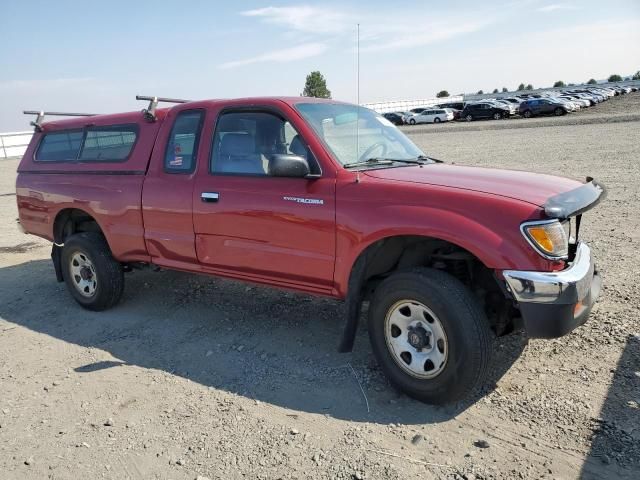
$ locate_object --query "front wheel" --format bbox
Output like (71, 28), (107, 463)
(409, 118), (416, 125)
(368, 268), (493, 404)
(433, 117), (441, 123)
(554, 107), (565, 116)
(61, 232), (124, 311)
(523, 110), (532, 118)
(493, 112), (502, 120)
(465, 114), (473, 122)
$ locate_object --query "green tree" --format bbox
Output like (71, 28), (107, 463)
(476, 90), (484, 95)
(517, 83), (525, 91)
(587, 78), (597, 85)
(553, 80), (565, 88)
(607, 74), (622, 82)
(436, 90), (449, 98)
(525, 84), (534, 90)
(301, 71), (331, 98)
(502, 87), (508, 93)
(631, 71), (640, 80)
(492, 88), (499, 94)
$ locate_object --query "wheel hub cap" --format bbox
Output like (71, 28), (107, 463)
(384, 301), (448, 379)
(407, 324), (431, 350)
(70, 252), (97, 297)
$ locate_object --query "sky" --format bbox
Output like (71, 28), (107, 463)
(1, 0), (639, 131)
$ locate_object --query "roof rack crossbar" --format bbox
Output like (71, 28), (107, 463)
(136, 95), (190, 122)
(23, 110), (97, 132)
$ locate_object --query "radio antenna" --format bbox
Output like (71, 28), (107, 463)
(356, 23), (361, 183)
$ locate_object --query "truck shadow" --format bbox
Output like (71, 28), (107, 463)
(580, 336), (640, 479)
(0, 258), (525, 425)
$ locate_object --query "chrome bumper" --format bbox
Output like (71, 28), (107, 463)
(502, 243), (601, 338)
(503, 243), (595, 304)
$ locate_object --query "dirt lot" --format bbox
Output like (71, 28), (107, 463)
(1, 95), (639, 480)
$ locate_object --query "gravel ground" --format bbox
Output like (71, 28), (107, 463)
(1, 94), (639, 480)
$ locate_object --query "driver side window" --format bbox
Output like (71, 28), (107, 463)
(210, 111), (315, 176)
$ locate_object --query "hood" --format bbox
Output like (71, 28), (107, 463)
(364, 163), (582, 207)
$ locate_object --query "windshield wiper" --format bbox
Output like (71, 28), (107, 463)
(416, 155), (444, 163)
(343, 157), (434, 169)
(343, 158), (395, 169)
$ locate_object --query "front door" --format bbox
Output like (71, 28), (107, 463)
(192, 107), (336, 289)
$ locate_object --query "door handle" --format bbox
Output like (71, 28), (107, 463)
(201, 192), (219, 203)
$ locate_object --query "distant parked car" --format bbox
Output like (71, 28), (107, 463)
(437, 102), (466, 111)
(407, 108), (453, 124)
(553, 97), (579, 112)
(396, 111), (414, 123)
(460, 103), (510, 121)
(410, 107), (428, 114)
(491, 100), (517, 115)
(560, 95), (590, 108)
(382, 112), (405, 126)
(443, 108), (462, 120)
(519, 98), (568, 118)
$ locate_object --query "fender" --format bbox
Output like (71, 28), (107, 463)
(334, 202), (555, 298)
(334, 202), (556, 353)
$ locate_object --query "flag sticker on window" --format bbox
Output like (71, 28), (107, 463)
(169, 156), (183, 166)
(283, 196), (324, 205)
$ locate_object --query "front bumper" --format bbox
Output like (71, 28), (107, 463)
(503, 243), (601, 338)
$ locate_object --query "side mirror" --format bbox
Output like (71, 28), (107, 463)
(268, 154), (311, 178)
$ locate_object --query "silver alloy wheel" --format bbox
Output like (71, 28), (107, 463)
(69, 252), (97, 297)
(384, 300), (448, 379)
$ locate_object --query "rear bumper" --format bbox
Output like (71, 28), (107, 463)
(503, 243), (601, 338)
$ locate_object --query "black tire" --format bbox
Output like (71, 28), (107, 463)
(61, 232), (124, 311)
(368, 268), (493, 404)
(554, 107), (565, 116)
(433, 117), (441, 123)
(465, 114), (473, 122)
(409, 118), (416, 125)
(523, 110), (532, 118)
(493, 112), (502, 120)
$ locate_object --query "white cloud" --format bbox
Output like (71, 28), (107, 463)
(241, 6), (350, 35)
(360, 20), (492, 52)
(537, 3), (575, 12)
(219, 42), (328, 69)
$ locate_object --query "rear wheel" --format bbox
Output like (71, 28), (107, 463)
(61, 233), (124, 311)
(433, 117), (441, 123)
(368, 268), (493, 404)
(465, 114), (473, 122)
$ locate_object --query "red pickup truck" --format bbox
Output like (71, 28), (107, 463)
(16, 96), (605, 404)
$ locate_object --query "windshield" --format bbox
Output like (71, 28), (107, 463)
(295, 102), (425, 166)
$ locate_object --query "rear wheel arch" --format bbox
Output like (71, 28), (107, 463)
(53, 208), (107, 245)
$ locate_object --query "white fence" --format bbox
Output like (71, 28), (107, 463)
(363, 96), (464, 114)
(0, 131), (32, 159)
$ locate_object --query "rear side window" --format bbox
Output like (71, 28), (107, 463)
(35, 124), (138, 162)
(164, 110), (204, 173)
(35, 131), (83, 161)
(79, 125), (138, 161)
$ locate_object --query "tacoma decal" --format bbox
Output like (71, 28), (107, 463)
(283, 196), (324, 205)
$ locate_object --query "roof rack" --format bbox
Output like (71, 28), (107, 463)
(136, 95), (190, 122)
(23, 110), (97, 132)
